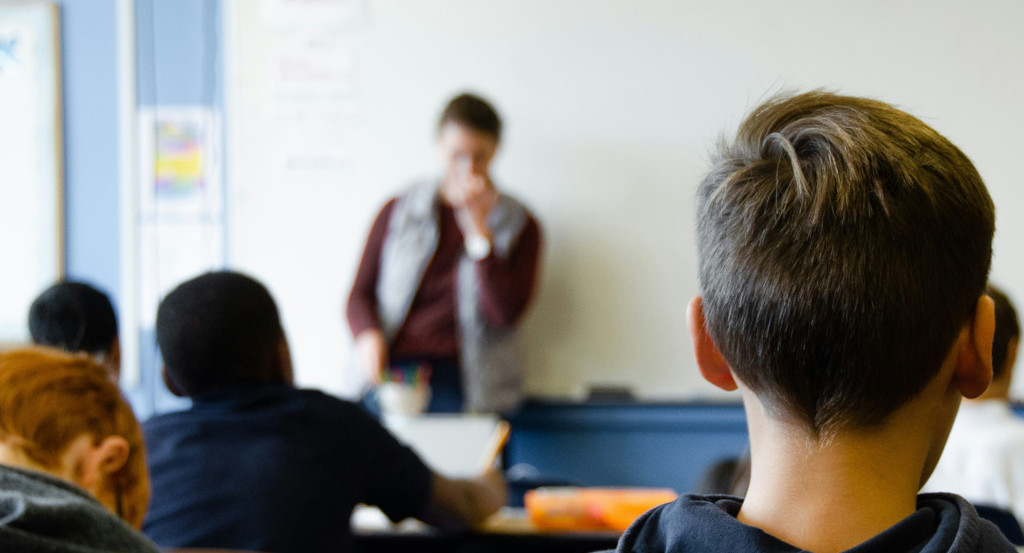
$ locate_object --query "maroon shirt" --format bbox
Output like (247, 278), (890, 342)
(346, 197), (541, 359)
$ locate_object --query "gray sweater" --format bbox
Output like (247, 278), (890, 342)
(0, 464), (160, 553)
(377, 180), (530, 413)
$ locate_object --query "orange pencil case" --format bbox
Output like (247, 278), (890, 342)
(525, 487), (678, 532)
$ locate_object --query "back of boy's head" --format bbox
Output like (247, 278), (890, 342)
(0, 347), (149, 528)
(987, 284), (1020, 380)
(697, 90), (994, 434)
(29, 281), (118, 356)
(157, 271), (287, 396)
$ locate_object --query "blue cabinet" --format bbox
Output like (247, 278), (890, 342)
(506, 401), (749, 497)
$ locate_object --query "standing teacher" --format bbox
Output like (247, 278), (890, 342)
(346, 93), (542, 415)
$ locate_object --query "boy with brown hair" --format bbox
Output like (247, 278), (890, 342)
(614, 91), (1013, 552)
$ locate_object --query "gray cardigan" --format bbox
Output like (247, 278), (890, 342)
(377, 180), (529, 414)
(0, 464), (160, 553)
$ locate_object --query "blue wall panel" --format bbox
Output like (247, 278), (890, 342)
(57, 0), (223, 418)
(59, 0), (121, 299)
(130, 0), (224, 419)
(135, 0), (221, 107)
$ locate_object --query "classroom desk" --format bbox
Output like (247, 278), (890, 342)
(353, 528), (619, 553)
(352, 507), (620, 553)
(352, 401), (746, 551)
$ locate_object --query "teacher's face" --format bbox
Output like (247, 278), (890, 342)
(438, 122), (499, 181)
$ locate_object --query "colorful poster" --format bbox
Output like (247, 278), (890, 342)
(135, 106), (225, 338)
(154, 119), (206, 199)
(138, 107), (222, 214)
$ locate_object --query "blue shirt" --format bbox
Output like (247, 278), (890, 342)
(142, 385), (432, 553)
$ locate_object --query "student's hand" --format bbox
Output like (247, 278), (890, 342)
(428, 470), (506, 528)
(474, 465), (508, 515)
(355, 329), (387, 384)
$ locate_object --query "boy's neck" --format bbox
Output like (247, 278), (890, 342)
(736, 385), (957, 553)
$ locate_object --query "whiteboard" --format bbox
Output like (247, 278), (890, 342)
(0, 3), (62, 345)
(225, 0), (1024, 401)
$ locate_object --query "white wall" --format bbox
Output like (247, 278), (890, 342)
(226, 0), (1024, 400)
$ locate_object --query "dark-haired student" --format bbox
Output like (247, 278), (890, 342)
(612, 91), (1013, 553)
(28, 280), (121, 381)
(347, 92), (542, 415)
(142, 271), (505, 553)
(924, 284), (1024, 525)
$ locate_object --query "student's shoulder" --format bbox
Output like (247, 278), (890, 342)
(918, 493), (1018, 552)
(141, 405), (193, 433)
(289, 388), (386, 426)
(288, 387), (361, 407)
(615, 494), (746, 552)
(142, 387), (360, 424)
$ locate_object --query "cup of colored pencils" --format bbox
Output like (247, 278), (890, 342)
(377, 363), (432, 416)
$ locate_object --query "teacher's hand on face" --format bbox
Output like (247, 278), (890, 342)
(438, 118), (500, 238)
(457, 173), (497, 239)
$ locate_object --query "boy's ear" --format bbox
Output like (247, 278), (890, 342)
(688, 296), (737, 391)
(955, 294), (996, 399)
(77, 436), (130, 491)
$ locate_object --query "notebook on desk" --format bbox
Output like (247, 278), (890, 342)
(381, 413), (510, 478)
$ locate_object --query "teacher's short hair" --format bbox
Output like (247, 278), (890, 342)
(438, 93), (502, 140)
